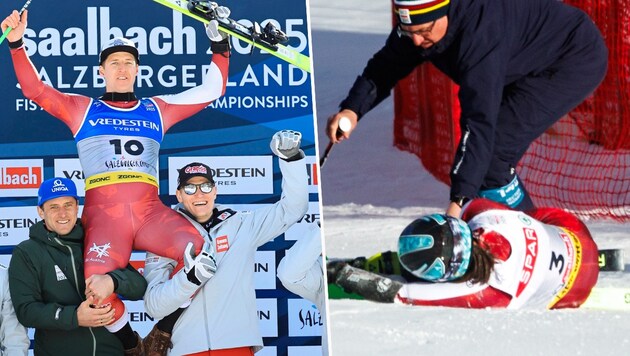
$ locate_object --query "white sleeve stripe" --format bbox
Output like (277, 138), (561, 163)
(154, 62), (224, 105)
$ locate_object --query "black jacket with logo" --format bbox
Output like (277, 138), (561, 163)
(8, 219), (147, 356)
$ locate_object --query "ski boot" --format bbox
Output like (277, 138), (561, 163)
(335, 265), (403, 303)
(248, 21), (288, 51)
(261, 22), (288, 45)
(365, 250), (403, 275)
(326, 256), (367, 282)
(187, 0), (220, 20)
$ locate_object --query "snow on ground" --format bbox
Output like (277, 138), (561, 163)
(309, 0), (630, 355)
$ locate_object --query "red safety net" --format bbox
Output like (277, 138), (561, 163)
(393, 0), (630, 221)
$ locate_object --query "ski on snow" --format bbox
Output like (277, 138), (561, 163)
(328, 249), (630, 310)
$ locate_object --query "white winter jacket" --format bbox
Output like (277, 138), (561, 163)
(143, 157), (308, 355)
(0, 266), (30, 356)
(277, 224), (328, 355)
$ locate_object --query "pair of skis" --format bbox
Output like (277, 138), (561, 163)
(328, 248), (629, 310)
(332, 248), (626, 275)
(4, 0), (311, 71)
(153, 0), (311, 73)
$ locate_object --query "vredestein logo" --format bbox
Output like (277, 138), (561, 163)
(88, 118), (161, 132)
(210, 167), (266, 178)
(0, 167), (42, 189)
(0, 216), (39, 229)
(169, 157), (272, 195)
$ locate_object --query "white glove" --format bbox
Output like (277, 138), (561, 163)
(214, 4), (231, 19)
(183, 241), (217, 286)
(270, 130), (304, 161)
(204, 3), (230, 42)
(206, 20), (226, 42)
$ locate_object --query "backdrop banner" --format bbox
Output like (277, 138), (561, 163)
(0, 1), (323, 354)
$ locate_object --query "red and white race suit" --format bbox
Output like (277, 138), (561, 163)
(10, 45), (229, 329)
(396, 199), (599, 309)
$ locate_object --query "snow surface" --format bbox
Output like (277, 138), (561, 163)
(309, 1), (630, 355)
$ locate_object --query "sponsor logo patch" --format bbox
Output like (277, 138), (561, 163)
(398, 9), (412, 24)
(0, 166), (42, 189)
(87, 242), (112, 258)
(216, 235), (229, 252)
(54, 265), (67, 281)
(516, 228), (538, 297)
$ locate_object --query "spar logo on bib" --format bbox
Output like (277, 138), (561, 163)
(516, 228), (538, 297)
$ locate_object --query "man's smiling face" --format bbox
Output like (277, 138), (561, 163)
(38, 196), (79, 236)
(176, 176), (218, 223)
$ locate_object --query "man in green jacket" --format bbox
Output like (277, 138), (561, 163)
(8, 178), (148, 356)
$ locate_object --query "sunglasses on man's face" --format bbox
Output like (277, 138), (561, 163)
(182, 183), (214, 195)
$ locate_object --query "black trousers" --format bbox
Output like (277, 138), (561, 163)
(481, 22), (608, 210)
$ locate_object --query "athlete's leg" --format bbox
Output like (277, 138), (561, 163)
(82, 184), (147, 353)
(82, 199), (134, 327)
(132, 200), (205, 273)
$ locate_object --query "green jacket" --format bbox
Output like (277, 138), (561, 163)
(8, 219), (147, 356)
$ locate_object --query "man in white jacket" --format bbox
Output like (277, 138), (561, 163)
(0, 265), (29, 356)
(143, 130), (309, 356)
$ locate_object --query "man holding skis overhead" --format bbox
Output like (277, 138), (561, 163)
(2, 3), (230, 354)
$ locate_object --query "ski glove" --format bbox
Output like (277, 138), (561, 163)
(205, 4), (231, 53)
(270, 130), (305, 162)
(204, 3), (230, 40)
(183, 241), (217, 286)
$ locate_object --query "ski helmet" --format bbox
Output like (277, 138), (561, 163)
(397, 214), (472, 282)
(99, 37), (140, 65)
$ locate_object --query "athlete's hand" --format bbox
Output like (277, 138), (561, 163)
(85, 274), (115, 306)
(327, 110), (357, 144)
(206, 20), (224, 42)
(212, 3), (231, 20)
(205, 3), (230, 42)
(1, 9), (28, 43)
(77, 295), (116, 328)
(183, 241), (217, 286)
(270, 130), (304, 161)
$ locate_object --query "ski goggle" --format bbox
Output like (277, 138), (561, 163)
(182, 183), (214, 195)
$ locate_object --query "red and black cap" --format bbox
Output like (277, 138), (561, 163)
(177, 162), (215, 189)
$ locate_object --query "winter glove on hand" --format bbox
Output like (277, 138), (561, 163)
(183, 241), (217, 286)
(270, 130), (305, 162)
(205, 3), (231, 54)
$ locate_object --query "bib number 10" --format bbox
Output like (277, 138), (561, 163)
(109, 139), (144, 156)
